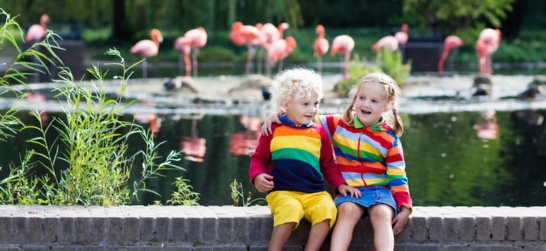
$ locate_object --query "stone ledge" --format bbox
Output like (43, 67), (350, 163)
(0, 206), (545, 250)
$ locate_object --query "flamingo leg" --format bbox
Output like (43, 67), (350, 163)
(142, 60), (147, 79)
(339, 57), (344, 75)
(487, 54), (494, 74)
(266, 58), (272, 77)
(257, 48), (263, 75)
(184, 50), (191, 77)
(178, 54), (184, 76)
(246, 45), (255, 75)
(318, 55), (322, 74)
(278, 60), (283, 73)
(344, 52), (351, 81)
(193, 48), (199, 78)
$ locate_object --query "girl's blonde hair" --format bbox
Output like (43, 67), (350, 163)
(342, 72), (404, 136)
(269, 67), (323, 113)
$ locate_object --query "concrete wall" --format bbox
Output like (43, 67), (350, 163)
(0, 205), (545, 250)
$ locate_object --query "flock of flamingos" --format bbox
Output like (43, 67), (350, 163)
(26, 14), (502, 80)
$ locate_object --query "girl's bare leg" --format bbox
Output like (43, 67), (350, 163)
(305, 220), (330, 251)
(330, 203), (365, 251)
(269, 222), (297, 251)
(368, 204), (395, 251)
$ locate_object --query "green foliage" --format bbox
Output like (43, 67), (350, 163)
(230, 179), (264, 207)
(335, 50), (411, 96)
(402, 0), (515, 33)
(0, 8), (196, 206)
(166, 177), (200, 206)
(20, 49), (185, 206)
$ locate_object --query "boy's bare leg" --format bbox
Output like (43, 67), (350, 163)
(304, 220), (330, 251)
(269, 222), (297, 251)
(330, 203), (365, 251)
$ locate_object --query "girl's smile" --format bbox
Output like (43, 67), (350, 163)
(354, 82), (390, 127)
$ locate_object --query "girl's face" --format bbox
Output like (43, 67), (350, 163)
(353, 82), (390, 127)
(284, 89), (320, 126)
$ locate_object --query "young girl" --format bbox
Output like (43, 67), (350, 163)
(250, 68), (360, 251)
(262, 72), (412, 251)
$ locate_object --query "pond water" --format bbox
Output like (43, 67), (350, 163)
(1, 109), (544, 207)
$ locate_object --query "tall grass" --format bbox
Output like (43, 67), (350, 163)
(0, 9), (192, 206)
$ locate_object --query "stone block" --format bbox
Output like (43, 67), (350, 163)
(42, 215), (59, 243)
(171, 210), (189, 242)
(475, 216), (490, 241)
(428, 216), (443, 241)
(523, 216), (538, 241)
(443, 216), (458, 242)
(199, 207), (218, 241)
(506, 216), (522, 241)
(459, 216), (475, 241)
(106, 208), (123, 244)
(248, 214), (264, 244)
(440, 245), (469, 251)
(119, 207), (140, 243)
(539, 216), (546, 241)
(523, 245), (546, 251)
(88, 206), (107, 244)
(58, 211), (75, 244)
(411, 215), (427, 242)
(395, 216), (413, 242)
(133, 206), (154, 242)
(394, 244), (441, 251)
(27, 214), (43, 243)
(212, 245), (249, 251)
(491, 215), (506, 240)
(12, 216), (27, 243)
(74, 216), (92, 243)
(149, 206), (172, 242)
(0, 217), (11, 243)
(185, 208), (202, 243)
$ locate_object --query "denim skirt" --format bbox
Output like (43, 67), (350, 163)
(334, 186), (398, 215)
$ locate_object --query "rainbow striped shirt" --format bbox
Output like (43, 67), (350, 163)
(249, 116), (346, 193)
(316, 114), (412, 210)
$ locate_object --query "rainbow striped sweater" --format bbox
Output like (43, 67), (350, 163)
(249, 116), (346, 193)
(316, 114), (412, 211)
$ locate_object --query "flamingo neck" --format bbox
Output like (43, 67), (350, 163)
(318, 30), (325, 39)
(41, 20), (47, 30)
(152, 35), (159, 48)
(279, 27), (285, 39)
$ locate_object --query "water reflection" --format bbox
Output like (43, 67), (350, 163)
(476, 110), (498, 139)
(0, 110), (545, 207)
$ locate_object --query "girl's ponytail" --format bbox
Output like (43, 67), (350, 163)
(391, 108), (404, 137)
(342, 101), (355, 127)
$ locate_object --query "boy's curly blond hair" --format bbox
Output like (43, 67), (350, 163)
(269, 67), (323, 113)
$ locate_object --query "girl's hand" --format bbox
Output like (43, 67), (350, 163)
(253, 173), (274, 193)
(337, 184), (361, 198)
(261, 110), (283, 136)
(392, 206), (411, 235)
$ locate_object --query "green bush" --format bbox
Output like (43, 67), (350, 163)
(335, 50), (411, 96)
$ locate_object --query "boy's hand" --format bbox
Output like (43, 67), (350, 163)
(261, 110), (283, 136)
(337, 184), (361, 198)
(392, 206), (411, 235)
(253, 173), (274, 193)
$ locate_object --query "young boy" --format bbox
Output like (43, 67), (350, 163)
(249, 68), (359, 251)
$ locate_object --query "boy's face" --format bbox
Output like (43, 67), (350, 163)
(283, 89), (320, 126)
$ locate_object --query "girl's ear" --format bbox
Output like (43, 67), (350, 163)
(383, 103), (393, 113)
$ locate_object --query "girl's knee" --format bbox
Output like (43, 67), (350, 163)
(338, 203), (364, 217)
(369, 204), (394, 220)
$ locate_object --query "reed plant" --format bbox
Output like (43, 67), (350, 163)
(0, 9), (192, 206)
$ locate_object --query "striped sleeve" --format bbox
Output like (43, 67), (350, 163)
(386, 136), (412, 213)
(314, 114), (341, 140)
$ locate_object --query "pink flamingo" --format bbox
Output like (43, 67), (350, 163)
(130, 29), (163, 79)
(395, 24), (408, 60)
(25, 14), (49, 42)
(257, 23), (288, 75)
(330, 35), (355, 81)
(174, 27), (207, 77)
(230, 21), (246, 46)
(475, 28), (501, 73)
(372, 35), (399, 52)
(230, 22), (264, 75)
(438, 35), (464, 74)
(267, 36), (297, 73)
(313, 24), (329, 73)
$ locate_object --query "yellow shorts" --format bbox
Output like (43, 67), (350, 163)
(266, 190), (337, 230)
